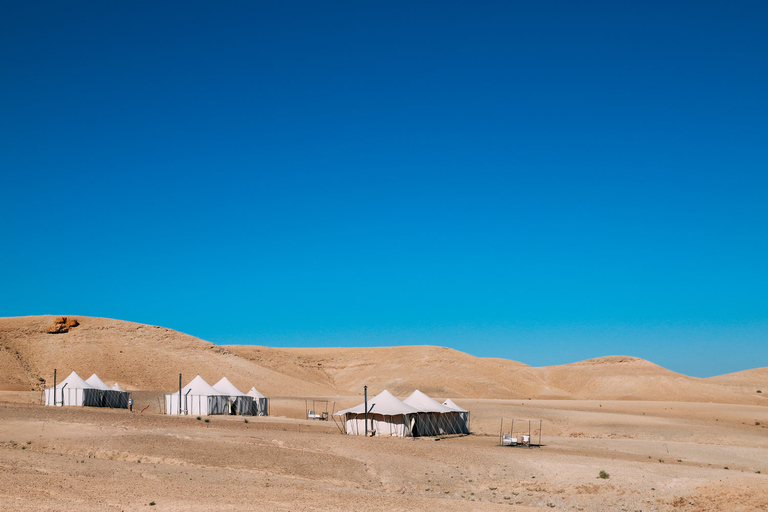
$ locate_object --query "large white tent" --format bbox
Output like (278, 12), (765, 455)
(443, 399), (470, 434)
(44, 371), (94, 406)
(212, 377), (253, 416)
(44, 371), (130, 408)
(246, 387), (269, 416)
(165, 376), (228, 416)
(403, 390), (457, 436)
(335, 390), (420, 437)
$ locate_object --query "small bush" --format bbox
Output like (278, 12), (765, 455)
(724, 467), (729, 470)
(149, 502), (156, 506)
(757, 422), (761, 426)
(196, 416), (201, 421)
(599, 470), (609, 479)
(204, 418), (210, 423)
(757, 390), (762, 393)
(244, 419), (249, 424)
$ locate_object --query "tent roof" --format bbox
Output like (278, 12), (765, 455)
(212, 377), (246, 396)
(172, 375), (226, 396)
(111, 382), (127, 392)
(246, 387), (265, 399)
(85, 374), (112, 391)
(335, 390), (419, 416)
(442, 398), (468, 412)
(48, 371), (93, 391)
(404, 390), (454, 413)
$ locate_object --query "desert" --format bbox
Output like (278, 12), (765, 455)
(1, 315), (766, 511)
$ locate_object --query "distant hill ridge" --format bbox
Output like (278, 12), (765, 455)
(0, 315), (764, 404)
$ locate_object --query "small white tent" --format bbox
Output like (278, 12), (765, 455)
(111, 382), (127, 392)
(212, 377), (253, 416)
(85, 374), (130, 408)
(246, 387), (269, 416)
(44, 371), (94, 406)
(165, 376), (228, 416)
(403, 390), (458, 436)
(443, 398), (470, 434)
(335, 390), (419, 437)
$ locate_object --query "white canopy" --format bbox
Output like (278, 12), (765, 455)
(111, 382), (127, 392)
(212, 377), (246, 396)
(336, 390), (419, 416)
(442, 398), (468, 412)
(246, 387), (265, 399)
(85, 374), (112, 391)
(404, 390), (454, 413)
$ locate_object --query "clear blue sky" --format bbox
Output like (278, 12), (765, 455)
(2, 2), (766, 377)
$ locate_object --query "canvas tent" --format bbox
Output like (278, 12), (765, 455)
(44, 371), (94, 406)
(246, 387), (269, 416)
(85, 374), (130, 408)
(212, 377), (253, 416)
(111, 382), (127, 392)
(165, 375), (228, 416)
(442, 398), (470, 434)
(44, 371), (127, 408)
(335, 390), (419, 437)
(403, 390), (462, 436)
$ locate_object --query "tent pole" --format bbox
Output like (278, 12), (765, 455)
(364, 386), (368, 437)
(178, 374), (182, 415)
(53, 369), (57, 406)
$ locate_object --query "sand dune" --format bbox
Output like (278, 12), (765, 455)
(1, 315), (764, 404)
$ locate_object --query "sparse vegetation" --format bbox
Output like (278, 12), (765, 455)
(196, 416), (201, 421)
(244, 419), (248, 424)
(599, 470), (609, 479)
(757, 422), (761, 426)
(149, 502), (156, 506)
(724, 467), (729, 470)
(204, 418), (210, 423)
(758, 390), (762, 393)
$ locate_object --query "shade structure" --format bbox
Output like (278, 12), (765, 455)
(404, 390), (460, 436)
(246, 387), (269, 416)
(165, 376), (228, 416)
(335, 390), (419, 437)
(442, 399), (470, 434)
(212, 377), (253, 416)
(111, 382), (127, 392)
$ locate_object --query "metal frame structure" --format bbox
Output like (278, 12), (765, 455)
(499, 417), (542, 448)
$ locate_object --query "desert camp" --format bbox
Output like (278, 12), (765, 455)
(2, 315), (768, 511)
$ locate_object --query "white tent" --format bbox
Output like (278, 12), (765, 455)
(246, 387), (269, 416)
(335, 390), (419, 437)
(165, 376), (228, 416)
(403, 390), (457, 436)
(443, 398), (470, 434)
(212, 377), (253, 416)
(44, 371), (94, 406)
(85, 374), (130, 408)
(111, 382), (127, 392)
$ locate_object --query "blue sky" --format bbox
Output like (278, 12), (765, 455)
(1, 2), (766, 377)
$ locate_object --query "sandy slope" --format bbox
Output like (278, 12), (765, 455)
(1, 315), (765, 405)
(0, 315), (336, 396)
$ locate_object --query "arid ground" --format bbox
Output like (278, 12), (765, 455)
(1, 316), (766, 511)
